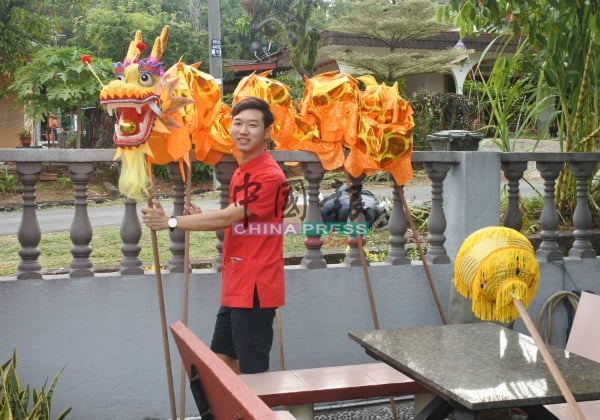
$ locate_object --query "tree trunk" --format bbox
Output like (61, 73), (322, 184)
(85, 108), (114, 149)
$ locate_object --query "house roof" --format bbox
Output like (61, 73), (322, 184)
(222, 56), (281, 93)
(223, 58), (277, 73)
(320, 30), (518, 54)
(222, 30), (518, 82)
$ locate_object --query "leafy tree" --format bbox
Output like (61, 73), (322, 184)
(327, 0), (462, 86)
(68, 0), (251, 70)
(8, 46), (113, 148)
(0, 0), (55, 95)
(69, 1), (206, 66)
(45, 0), (89, 43)
(4, 0), (259, 148)
(218, 0), (258, 61)
(441, 0), (600, 216)
(442, 1), (599, 149)
(240, 0), (324, 76)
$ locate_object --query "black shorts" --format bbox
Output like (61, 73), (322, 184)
(210, 289), (276, 373)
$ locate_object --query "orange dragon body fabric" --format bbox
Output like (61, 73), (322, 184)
(348, 75), (415, 186)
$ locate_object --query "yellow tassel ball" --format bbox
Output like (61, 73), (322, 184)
(454, 226), (539, 323)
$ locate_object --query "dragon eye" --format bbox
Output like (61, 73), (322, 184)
(115, 74), (125, 81)
(139, 73), (154, 87)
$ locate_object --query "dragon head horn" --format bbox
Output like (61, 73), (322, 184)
(150, 25), (170, 61)
(125, 30), (143, 62)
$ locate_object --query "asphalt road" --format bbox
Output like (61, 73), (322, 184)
(0, 177), (546, 236)
(0, 185), (426, 236)
(0, 198), (221, 236)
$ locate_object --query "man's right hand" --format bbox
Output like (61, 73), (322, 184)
(184, 203), (202, 215)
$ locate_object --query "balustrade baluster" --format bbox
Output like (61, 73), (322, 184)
(300, 161), (327, 268)
(69, 163), (94, 277)
(120, 198), (144, 274)
(16, 162), (42, 279)
(168, 163), (186, 272)
(344, 173), (367, 267)
(501, 160), (527, 231)
(214, 158), (238, 272)
(423, 162), (451, 264)
(568, 160), (597, 258)
(385, 183), (410, 265)
(536, 161), (563, 261)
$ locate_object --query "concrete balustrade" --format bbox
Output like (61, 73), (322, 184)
(5, 149), (598, 277)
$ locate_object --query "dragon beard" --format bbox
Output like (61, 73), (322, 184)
(114, 144), (153, 202)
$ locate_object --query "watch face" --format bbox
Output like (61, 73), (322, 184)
(168, 217), (177, 228)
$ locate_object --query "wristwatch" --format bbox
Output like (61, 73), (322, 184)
(167, 216), (178, 232)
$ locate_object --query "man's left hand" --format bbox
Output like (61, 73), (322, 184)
(141, 200), (168, 231)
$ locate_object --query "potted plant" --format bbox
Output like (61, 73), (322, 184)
(19, 128), (32, 147)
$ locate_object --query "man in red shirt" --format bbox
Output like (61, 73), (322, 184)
(142, 97), (288, 373)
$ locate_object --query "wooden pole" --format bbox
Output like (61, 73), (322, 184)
(356, 239), (380, 329)
(275, 308), (285, 371)
(513, 299), (585, 420)
(344, 171), (381, 329)
(355, 238), (397, 419)
(396, 185), (447, 325)
(179, 162), (193, 419)
(148, 196), (178, 420)
(345, 169), (395, 418)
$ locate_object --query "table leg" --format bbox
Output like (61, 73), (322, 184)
(520, 405), (560, 420)
(287, 403), (314, 420)
(452, 408), (519, 419)
(415, 396), (453, 420)
(416, 396), (540, 420)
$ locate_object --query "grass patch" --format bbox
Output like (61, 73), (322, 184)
(0, 226), (392, 277)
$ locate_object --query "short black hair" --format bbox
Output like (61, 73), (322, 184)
(231, 97), (274, 128)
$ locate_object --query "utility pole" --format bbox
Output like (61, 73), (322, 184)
(207, 0), (222, 189)
(207, 0), (223, 91)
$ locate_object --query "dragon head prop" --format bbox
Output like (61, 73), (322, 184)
(99, 26), (227, 201)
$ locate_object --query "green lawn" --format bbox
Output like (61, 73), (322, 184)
(0, 226), (391, 277)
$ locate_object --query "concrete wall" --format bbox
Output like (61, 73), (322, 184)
(405, 73), (447, 96)
(1, 260), (599, 419)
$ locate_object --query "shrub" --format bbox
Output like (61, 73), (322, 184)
(409, 91), (474, 150)
(0, 350), (71, 419)
(0, 169), (19, 194)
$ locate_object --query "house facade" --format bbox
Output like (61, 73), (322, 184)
(0, 93), (27, 148)
(316, 30), (516, 97)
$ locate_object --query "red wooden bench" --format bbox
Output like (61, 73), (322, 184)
(240, 362), (427, 419)
(171, 320), (426, 419)
(170, 321), (295, 419)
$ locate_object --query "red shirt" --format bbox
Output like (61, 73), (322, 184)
(221, 151), (288, 308)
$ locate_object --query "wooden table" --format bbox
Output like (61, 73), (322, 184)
(349, 322), (600, 419)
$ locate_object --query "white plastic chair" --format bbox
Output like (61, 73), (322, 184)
(544, 291), (600, 419)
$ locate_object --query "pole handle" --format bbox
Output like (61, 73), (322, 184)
(179, 162), (193, 419)
(513, 299), (585, 420)
(148, 197), (178, 420)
